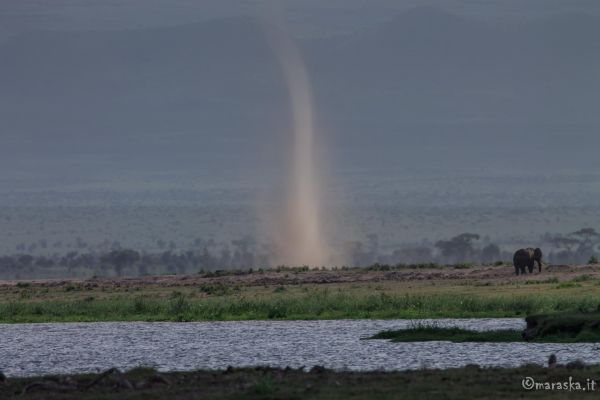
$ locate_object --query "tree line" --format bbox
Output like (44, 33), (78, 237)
(1, 228), (599, 279)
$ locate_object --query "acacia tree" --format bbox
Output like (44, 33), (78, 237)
(547, 235), (580, 252)
(570, 228), (599, 262)
(435, 233), (480, 263)
(102, 249), (140, 276)
(544, 234), (580, 263)
(570, 228), (599, 247)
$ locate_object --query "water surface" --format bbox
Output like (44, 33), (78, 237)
(1, 319), (598, 377)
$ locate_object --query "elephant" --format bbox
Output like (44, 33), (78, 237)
(513, 248), (543, 275)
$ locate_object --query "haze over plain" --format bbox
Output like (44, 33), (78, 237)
(1, 1), (599, 264)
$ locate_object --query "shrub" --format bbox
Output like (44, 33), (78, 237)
(555, 281), (582, 289)
(453, 263), (473, 269)
(168, 294), (189, 315)
(572, 274), (594, 282)
(252, 376), (277, 395)
(199, 282), (238, 296)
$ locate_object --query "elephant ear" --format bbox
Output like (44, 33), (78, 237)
(534, 248), (542, 260)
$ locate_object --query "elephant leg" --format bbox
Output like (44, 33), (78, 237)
(528, 261), (534, 273)
(520, 265), (526, 274)
(538, 261), (542, 273)
(514, 265), (519, 275)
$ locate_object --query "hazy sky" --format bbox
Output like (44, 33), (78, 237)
(1, 1), (599, 194)
(2, 0), (600, 41)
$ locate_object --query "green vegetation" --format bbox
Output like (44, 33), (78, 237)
(370, 325), (600, 343)
(550, 275), (598, 289)
(370, 326), (521, 342)
(555, 281), (582, 289)
(523, 312), (600, 342)
(3, 364), (600, 399)
(372, 313), (600, 343)
(524, 277), (559, 284)
(198, 282), (240, 295)
(3, 265), (600, 322)
(2, 290), (600, 323)
(572, 274), (595, 282)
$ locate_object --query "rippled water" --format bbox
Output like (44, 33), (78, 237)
(1, 318), (599, 377)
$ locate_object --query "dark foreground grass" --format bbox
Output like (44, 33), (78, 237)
(3, 364), (600, 399)
(370, 326), (523, 342)
(371, 326), (600, 343)
(523, 312), (600, 342)
(372, 313), (600, 343)
(2, 291), (600, 322)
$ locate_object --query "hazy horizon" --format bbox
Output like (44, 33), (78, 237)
(1, 1), (600, 271)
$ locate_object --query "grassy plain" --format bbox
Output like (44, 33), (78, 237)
(1, 264), (600, 322)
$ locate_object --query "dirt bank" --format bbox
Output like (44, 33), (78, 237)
(1, 263), (597, 291)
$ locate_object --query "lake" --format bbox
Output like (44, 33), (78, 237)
(1, 318), (597, 377)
